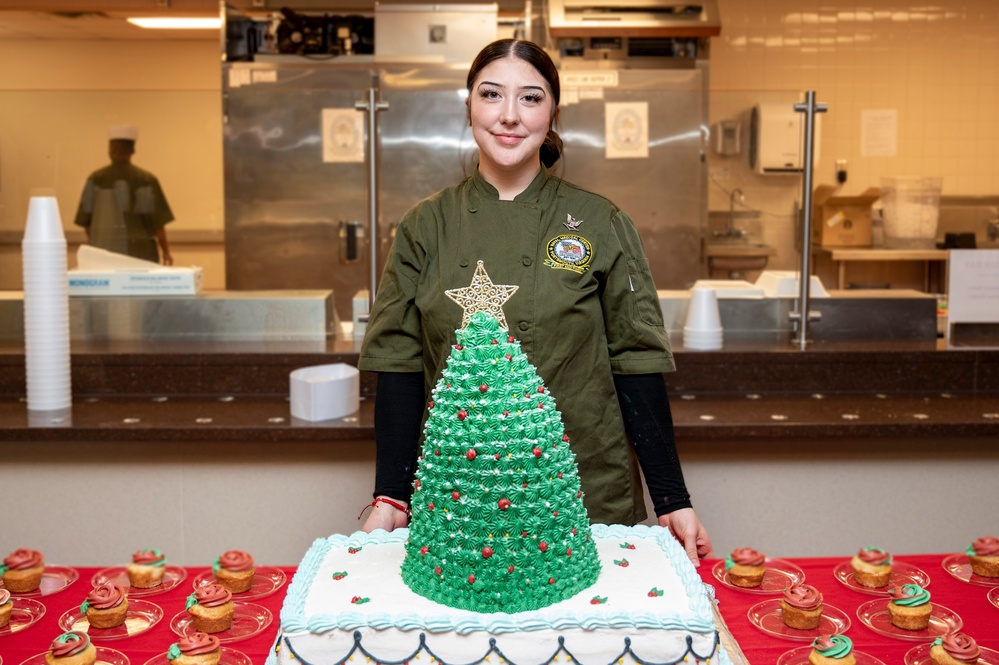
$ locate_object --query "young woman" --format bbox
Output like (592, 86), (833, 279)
(358, 39), (713, 564)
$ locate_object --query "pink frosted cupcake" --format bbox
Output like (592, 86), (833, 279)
(82, 582), (129, 629)
(1, 548), (45, 593)
(186, 582), (234, 633)
(850, 546), (892, 587)
(780, 583), (824, 629)
(168, 631), (223, 665)
(45, 630), (97, 665)
(127, 548), (167, 588)
(213, 550), (255, 593)
(930, 632), (981, 665)
(966, 537), (999, 578)
(725, 547), (766, 587)
(0, 588), (13, 628)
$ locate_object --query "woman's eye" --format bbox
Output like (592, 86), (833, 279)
(479, 89), (500, 100)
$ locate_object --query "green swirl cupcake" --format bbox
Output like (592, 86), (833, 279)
(887, 583), (932, 630)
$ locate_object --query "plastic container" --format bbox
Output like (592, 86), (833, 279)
(879, 176), (942, 248)
(290, 363), (360, 421)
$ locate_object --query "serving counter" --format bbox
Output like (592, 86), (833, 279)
(1, 337), (998, 567)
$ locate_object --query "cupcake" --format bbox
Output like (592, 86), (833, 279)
(82, 582), (129, 629)
(0, 588), (12, 629)
(850, 546), (892, 587)
(966, 536), (999, 578)
(186, 582), (234, 633)
(168, 631), (223, 665)
(1, 548), (45, 593)
(781, 582), (824, 630)
(808, 634), (856, 665)
(725, 547), (766, 587)
(887, 583), (932, 630)
(45, 631), (97, 665)
(213, 550), (255, 593)
(930, 632), (981, 665)
(127, 548), (168, 588)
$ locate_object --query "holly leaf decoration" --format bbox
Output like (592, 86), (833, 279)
(589, 595), (608, 605)
(614, 558), (630, 567)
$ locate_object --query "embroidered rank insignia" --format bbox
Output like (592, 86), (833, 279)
(545, 235), (593, 274)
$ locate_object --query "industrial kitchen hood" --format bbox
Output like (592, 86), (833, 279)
(547, 0), (721, 38)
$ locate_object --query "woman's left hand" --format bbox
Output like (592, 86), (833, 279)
(658, 508), (714, 566)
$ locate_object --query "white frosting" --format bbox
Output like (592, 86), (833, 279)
(269, 524), (730, 665)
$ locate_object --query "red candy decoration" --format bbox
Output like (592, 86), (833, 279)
(420, 546), (429, 556)
(537, 402), (544, 409)
(435, 566), (442, 576)
(566, 548), (572, 556)
(468, 574), (476, 584)
(498, 498), (511, 510)
(434, 450), (441, 456)
(577, 491), (582, 498)
(415, 480), (421, 489)
(538, 542), (548, 552)
(508, 565), (515, 573)
(480, 384), (488, 392)
(548, 578), (555, 584)
(563, 434), (569, 442)
(428, 401), (434, 409)
(494, 453), (501, 460)
(502, 410), (510, 416)
(553, 510), (559, 516)
(491, 339), (498, 345)
(454, 344), (463, 350)
(451, 491), (460, 500)
(537, 386), (545, 394)
(557, 472), (563, 479)
(532, 447), (542, 458)
(466, 449), (477, 461)
(482, 547), (493, 559)
(507, 335), (515, 343)
(457, 409), (468, 420)
(504, 354), (512, 361)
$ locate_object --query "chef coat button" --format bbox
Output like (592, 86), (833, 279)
(459, 259), (469, 268)
(468, 207), (478, 213)
(518, 322), (529, 332)
(522, 257), (532, 266)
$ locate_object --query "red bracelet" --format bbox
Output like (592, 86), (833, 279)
(357, 497), (410, 520)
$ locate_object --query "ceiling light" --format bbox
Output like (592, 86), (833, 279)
(126, 17), (222, 29)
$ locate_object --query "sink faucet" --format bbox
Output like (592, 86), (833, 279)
(713, 188), (746, 238)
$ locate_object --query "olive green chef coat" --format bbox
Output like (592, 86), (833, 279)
(74, 162), (174, 263)
(359, 167), (676, 525)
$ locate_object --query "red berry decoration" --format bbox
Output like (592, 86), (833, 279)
(508, 565), (515, 573)
(466, 449), (477, 461)
(480, 384), (488, 392)
(468, 574), (476, 584)
(577, 491), (582, 498)
(557, 472), (563, 479)
(553, 510), (559, 516)
(495, 453), (501, 460)
(415, 480), (421, 489)
(435, 566), (442, 576)
(498, 498), (511, 510)
(507, 335), (515, 342)
(482, 547), (493, 559)
(566, 548), (572, 556)
(491, 339), (498, 345)
(502, 410), (510, 416)
(539, 542), (548, 552)
(451, 491), (460, 500)
(434, 449), (441, 456)
(457, 409), (468, 420)
(537, 386), (545, 394)
(454, 344), (463, 350)
(428, 401), (434, 409)
(420, 546), (429, 556)
(537, 402), (544, 409)
(548, 578), (555, 585)
(532, 447), (542, 458)
(504, 354), (512, 360)
(563, 434), (570, 442)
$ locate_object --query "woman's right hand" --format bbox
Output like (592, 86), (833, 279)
(360, 496), (409, 533)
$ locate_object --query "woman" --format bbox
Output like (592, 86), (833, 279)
(357, 39), (713, 564)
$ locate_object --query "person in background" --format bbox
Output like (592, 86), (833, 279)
(357, 39), (713, 565)
(74, 125), (174, 265)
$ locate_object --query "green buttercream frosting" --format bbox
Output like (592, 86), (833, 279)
(933, 637), (944, 647)
(812, 635), (853, 658)
(0, 565), (7, 575)
(402, 311), (601, 613)
(966, 543), (976, 557)
(891, 583), (931, 606)
(185, 592), (199, 610)
(167, 643), (182, 660)
(813, 635), (853, 658)
(212, 557), (221, 575)
(724, 554), (735, 571)
(80, 599), (90, 614)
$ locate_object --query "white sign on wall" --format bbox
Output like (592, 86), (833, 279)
(605, 102), (649, 160)
(947, 249), (999, 335)
(322, 108), (365, 163)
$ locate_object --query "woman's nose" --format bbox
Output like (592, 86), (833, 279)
(499, 100), (519, 124)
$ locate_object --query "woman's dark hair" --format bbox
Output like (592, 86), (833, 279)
(466, 39), (563, 168)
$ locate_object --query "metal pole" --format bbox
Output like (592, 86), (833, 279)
(790, 91), (827, 349)
(356, 73), (389, 307)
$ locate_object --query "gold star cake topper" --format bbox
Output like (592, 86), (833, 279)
(445, 261), (519, 331)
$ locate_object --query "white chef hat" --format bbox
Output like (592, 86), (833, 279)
(108, 124), (139, 141)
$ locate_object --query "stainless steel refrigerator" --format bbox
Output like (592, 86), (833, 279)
(223, 59), (707, 324)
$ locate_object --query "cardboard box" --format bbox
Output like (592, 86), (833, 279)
(68, 245), (202, 296)
(812, 185), (879, 247)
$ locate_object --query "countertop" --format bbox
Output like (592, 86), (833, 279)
(2, 337), (998, 442)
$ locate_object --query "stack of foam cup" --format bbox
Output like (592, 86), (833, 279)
(682, 286), (723, 351)
(21, 194), (72, 412)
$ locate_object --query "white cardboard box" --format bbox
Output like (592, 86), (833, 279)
(68, 245), (203, 296)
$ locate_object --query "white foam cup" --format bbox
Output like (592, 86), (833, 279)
(683, 287), (723, 351)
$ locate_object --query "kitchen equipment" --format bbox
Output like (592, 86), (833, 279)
(880, 176), (943, 248)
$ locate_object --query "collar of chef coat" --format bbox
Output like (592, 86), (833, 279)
(470, 164), (551, 203)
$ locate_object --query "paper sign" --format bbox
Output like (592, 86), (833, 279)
(605, 102), (649, 160)
(948, 249), (999, 323)
(322, 108), (365, 163)
(860, 109), (897, 157)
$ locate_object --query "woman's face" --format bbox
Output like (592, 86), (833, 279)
(468, 56), (554, 181)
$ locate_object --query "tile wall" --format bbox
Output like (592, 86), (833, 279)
(706, 0), (999, 280)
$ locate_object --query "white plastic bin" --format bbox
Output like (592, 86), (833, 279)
(290, 363), (360, 422)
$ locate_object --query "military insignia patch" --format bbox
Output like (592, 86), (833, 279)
(545, 235), (593, 274)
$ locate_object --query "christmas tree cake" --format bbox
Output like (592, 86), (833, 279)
(268, 263), (728, 665)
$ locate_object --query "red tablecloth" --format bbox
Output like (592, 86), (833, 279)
(2, 556), (997, 665)
(698, 554), (999, 664)
(1, 567), (292, 665)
